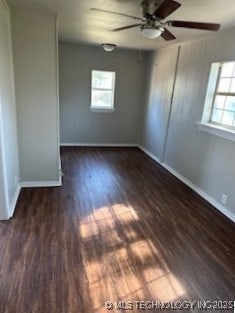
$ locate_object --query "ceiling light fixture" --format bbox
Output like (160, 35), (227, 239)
(101, 43), (117, 52)
(141, 25), (164, 39)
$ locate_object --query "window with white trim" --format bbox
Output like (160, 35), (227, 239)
(207, 62), (235, 128)
(91, 70), (116, 111)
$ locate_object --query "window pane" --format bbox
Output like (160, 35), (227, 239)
(224, 96), (235, 111)
(230, 78), (235, 92)
(92, 90), (113, 108)
(218, 78), (231, 92)
(92, 71), (113, 89)
(214, 95), (225, 109)
(205, 61), (235, 129)
(221, 111), (235, 126)
(221, 62), (235, 77)
(211, 109), (222, 123)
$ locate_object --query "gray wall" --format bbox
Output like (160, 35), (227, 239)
(11, 10), (60, 183)
(141, 46), (179, 161)
(0, 1), (19, 219)
(141, 28), (235, 219)
(59, 42), (148, 144)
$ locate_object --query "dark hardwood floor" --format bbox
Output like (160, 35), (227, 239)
(0, 147), (234, 313)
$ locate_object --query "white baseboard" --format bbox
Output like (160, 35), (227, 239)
(8, 179), (62, 218)
(139, 146), (161, 163)
(20, 180), (62, 188)
(139, 145), (235, 223)
(60, 143), (139, 147)
(9, 184), (21, 218)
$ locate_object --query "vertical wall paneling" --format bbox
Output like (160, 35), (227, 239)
(141, 46), (179, 160)
(161, 46), (181, 162)
(142, 28), (235, 220)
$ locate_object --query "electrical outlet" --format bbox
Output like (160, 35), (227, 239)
(221, 194), (227, 205)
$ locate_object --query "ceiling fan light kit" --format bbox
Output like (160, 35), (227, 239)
(101, 43), (117, 52)
(141, 25), (164, 39)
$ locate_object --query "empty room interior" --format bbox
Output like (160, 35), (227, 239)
(0, 0), (235, 312)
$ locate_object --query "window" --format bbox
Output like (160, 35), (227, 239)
(91, 70), (116, 112)
(210, 62), (235, 128)
(199, 61), (235, 142)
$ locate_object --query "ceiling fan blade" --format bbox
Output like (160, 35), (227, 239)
(161, 27), (176, 40)
(154, 0), (181, 19)
(110, 24), (143, 32)
(91, 8), (143, 21)
(169, 20), (220, 31)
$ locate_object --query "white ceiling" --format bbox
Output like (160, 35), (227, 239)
(6, 0), (235, 50)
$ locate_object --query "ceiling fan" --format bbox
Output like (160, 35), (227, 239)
(91, 0), (220, 40)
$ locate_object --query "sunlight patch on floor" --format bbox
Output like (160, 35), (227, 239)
(145, 272), (185, 301)
(79, 204), (186, 312)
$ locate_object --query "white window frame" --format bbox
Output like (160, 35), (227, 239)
(90, 70), (116, 113)
(199, 61), (235, 142)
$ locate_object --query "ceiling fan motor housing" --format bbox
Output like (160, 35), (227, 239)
(141, 0), (164, 17)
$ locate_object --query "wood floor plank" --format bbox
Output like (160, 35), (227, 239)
(0, 147), (234, 313)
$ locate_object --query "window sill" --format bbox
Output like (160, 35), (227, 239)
(90, 107), (115, 113)
(197, 122), (235, 142)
